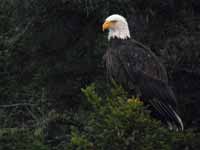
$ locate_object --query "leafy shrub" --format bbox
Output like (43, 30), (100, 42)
(67, 84), (200, 150)
(0, 128), (48, 150)
(0, 84), (200, 150)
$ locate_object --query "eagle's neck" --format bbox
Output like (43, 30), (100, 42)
(108, 23), (131, 40)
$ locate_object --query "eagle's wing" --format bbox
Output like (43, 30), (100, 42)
(117, 43), (183, 130)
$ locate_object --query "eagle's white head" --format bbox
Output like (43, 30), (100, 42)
(102, 14), (131, 40)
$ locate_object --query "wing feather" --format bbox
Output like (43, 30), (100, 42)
(117, 43), (183, 130)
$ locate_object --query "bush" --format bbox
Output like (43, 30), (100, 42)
(0, 84), (200, 150)
(0, 128), (48, 150)
(66, 84), (200, 150)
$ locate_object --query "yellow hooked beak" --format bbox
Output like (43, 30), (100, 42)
(102, 21), (112, 31)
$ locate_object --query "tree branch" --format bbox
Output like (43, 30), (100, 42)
(0, 103), (36, 108)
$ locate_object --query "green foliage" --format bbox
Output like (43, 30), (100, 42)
(0, 83), (199, 149)
(67, 129), (93, 150)
(0, 128), (48, 150)
(0, 0), (200, 150)
(67, 84), (200, 150)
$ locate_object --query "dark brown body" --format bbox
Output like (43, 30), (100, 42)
(104, 38), (183, 130)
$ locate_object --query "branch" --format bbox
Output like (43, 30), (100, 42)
(0, 103), (36, 108)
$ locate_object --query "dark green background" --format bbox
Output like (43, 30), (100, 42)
(0, 0), (200, 149)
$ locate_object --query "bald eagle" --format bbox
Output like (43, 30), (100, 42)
(102, 14), (183, 130)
